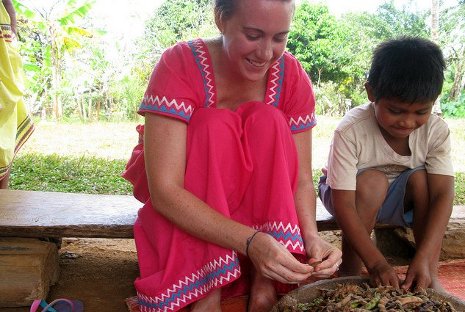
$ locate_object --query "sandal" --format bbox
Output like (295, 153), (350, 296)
(30, 298), (84, 312)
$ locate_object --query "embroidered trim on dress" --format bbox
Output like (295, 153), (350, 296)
(188, 40), (215, 108)
(139, 95), (194, 122)
(256, 222), (305, 253)
(289, 112), (316, 132)
(137, 251), (241, 312)
(266, 57), (284, 107)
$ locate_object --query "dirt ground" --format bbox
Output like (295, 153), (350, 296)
(2, 238), (138, 312)
(1, 233), (351, 312)
(1, 230), (412, 312)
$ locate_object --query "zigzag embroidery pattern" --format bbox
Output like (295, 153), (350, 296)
(189, 40), (215, 108)
(289, 112), (316, 132)
(258, 222), (305, 252)
(266, 57), (284, 107)
(140, 95), (194, 121)
(137, 251), (241, 312)
(0, 24), (12, 41)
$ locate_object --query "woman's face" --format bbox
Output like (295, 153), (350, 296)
(217, 0), (294, 82)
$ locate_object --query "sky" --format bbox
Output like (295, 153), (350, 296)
(307, 0), (459, 16)
(23, 0), (459, 35)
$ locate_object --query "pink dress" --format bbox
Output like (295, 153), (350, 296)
(123, 39), (316, 312)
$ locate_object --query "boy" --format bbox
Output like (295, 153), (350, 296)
(319, 37), (454, 291)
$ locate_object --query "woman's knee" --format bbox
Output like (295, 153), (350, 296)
(188, 108), (241, 141)
(240, 102), (288, 133)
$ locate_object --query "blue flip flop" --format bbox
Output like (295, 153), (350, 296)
(30, 299), (84, 312)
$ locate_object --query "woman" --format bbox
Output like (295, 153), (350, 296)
(0, 0), (34, 189)
(123, 0), (342, 311)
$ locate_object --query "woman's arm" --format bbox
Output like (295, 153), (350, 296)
(2, 0), (16, 35)
(293, 130), (341, 275)
(144, 113), (314, 283)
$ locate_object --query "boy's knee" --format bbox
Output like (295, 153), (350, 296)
(406, 169), (428, 192)
(356, 169), (389, 203)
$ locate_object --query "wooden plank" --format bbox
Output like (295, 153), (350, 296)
(0, 190), (141, 238)
(1, 189), (428, 238)
(0, 238), (59, 307)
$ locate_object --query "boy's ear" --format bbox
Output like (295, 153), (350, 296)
(365, 82), (376, 102)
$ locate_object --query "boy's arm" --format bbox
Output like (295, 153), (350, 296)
(403, 173), (454, 289)
(419, 174), (454, 255)
(2, 0), (16, 35)
(332, 189), (399, 286)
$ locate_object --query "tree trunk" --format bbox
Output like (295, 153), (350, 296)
(450, 49), (465, 100)
(431, 0), (439, 42)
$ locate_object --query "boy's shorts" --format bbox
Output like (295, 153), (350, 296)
(318, 166), (425, 227)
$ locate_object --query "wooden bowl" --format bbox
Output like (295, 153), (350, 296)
(271, 276), (465, 311)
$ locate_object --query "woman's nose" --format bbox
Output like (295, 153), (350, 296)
(257, 40), (273, 61)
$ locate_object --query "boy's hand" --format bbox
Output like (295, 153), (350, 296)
(368, 260), (400, 288)
(402, 256), (432, 291)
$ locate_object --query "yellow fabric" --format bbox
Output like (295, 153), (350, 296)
(0, 3), (34, 179)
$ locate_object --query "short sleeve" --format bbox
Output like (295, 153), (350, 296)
(138, 42), (204, 123)
(326, 130), (359, 190)
(426, 118), (454, 176)
(279, 52), (316, 133)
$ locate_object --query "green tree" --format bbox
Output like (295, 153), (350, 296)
(14, 0), (95, 119)
(440, 2), (465, 101)
(288, 2), (350, 86)
(370, 1), (429, 40)
(143, 0), (216, 55)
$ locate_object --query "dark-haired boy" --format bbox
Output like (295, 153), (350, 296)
(319, 37), (454, 291)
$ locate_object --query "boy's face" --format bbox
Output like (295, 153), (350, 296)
(373, 98), (433, 139)
(365, 83), (434, 139)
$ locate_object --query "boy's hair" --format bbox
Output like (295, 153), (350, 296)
(367, 37), (446, 103)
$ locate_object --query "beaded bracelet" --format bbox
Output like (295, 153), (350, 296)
(245, 230), (261, 257)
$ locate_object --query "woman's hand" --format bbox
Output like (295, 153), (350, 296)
(305, 236), (342, 278)
(247, 232), (314, 284)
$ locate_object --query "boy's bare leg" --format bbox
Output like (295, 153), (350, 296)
(407, 169), (445, 291)
(248, 269), (277, 312)
(190, 288), (222, 312)
(0, 171), (9, 189)
(340, 237), (364, 276)
(340, 170), (388, 276)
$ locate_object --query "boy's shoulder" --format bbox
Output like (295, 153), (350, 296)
(336, 103), (375, 133)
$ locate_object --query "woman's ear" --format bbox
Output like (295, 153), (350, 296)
(365, 82), (376, 102)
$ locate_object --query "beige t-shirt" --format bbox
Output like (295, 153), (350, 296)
(326, 103), (454, 190)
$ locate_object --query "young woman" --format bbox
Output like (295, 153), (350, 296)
(0, 0), (34, 189)
(123, 1), (341, 311)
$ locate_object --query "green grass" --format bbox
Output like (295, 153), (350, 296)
(10, 153), (465, 205)
(10, 153), (132, 195)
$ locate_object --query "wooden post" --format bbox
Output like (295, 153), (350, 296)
(0, 238), (59, 307)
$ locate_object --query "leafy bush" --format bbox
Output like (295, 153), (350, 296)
(441, 93), (465, 118)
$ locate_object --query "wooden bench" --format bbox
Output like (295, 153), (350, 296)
(0, 189), (404, 240)
(0, 189), (140, 238)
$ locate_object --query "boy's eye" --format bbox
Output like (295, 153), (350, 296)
(388, 109), (402, 114)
